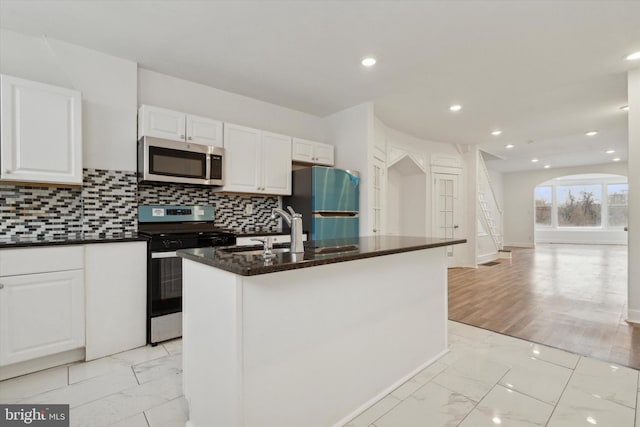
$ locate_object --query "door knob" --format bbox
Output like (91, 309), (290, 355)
(454, 225), (459, 229)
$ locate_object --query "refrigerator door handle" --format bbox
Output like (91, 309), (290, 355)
(314, 212), (359, 217)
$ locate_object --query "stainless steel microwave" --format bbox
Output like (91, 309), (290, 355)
(138, 136), (224, 186)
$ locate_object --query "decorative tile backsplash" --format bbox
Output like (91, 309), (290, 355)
(137, 183), (281, 232)
(0, 184), (83, 238)
(0, 169), (281, 239)
(83, 169), (138, 235)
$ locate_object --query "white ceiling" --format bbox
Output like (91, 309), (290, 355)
(1, 0), (639, 173)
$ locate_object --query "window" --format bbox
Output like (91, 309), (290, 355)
(534, 175), (627, 230)
(607, 183), (628, 227)
(535, 186), (552, 226)
(556, 184), (601, 227)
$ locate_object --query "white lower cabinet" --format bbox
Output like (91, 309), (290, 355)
(85, 242), (147, 360)
(0, 270), (85, 366)
(0, 241), (147, 374)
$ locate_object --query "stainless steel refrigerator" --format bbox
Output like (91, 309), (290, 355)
(284, 166), (360, 240)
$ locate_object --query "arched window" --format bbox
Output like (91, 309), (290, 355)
(534, 174), (628, 229)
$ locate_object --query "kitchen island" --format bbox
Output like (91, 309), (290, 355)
(178, 235), (466, 427)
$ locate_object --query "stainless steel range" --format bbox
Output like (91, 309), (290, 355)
(138, 205), (236, 344)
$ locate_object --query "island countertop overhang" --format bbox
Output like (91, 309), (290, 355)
(177, 235), (466, 276)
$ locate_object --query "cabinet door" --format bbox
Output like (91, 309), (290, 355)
(138, 105), (186, 142)
(262, 132), (292, 195)
(85, 242), (146, 361)
(291, 138), (314, 162)
(222, 123), (261, 192)
(1, 74), (82, 185)
(314, 142), (335, 166)
(186, 114), (223, 147)
(0, 270), (85, 366)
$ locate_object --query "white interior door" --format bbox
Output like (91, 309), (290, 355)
(433, 173), (460, 267)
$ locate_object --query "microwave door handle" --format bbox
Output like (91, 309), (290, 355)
(206, 152), (211, 184)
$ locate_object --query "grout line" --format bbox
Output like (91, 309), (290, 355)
(132, 365), (141, 385)
(544, 357), (578, 426)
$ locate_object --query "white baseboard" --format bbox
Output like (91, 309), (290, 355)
(477, 252), (498, 265)
(504, 242), (534, 248)
(626, 309), (640, 325)
(0, 348), (85, 381)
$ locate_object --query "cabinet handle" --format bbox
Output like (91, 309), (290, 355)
(0, 284), (4, 289)
(188, 136), (193, 140)
(180, 134), (185, 139)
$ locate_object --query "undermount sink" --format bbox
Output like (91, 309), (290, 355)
(221, 246), (291, 256)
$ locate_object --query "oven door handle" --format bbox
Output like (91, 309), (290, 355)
(151, 251), (178, 259)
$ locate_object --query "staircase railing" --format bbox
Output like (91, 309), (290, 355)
(477, 152), (503, 252)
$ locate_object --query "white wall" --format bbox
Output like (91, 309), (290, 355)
(628, 68), (640, 323)
(502, 162), (628, 247)
(0, 29), (138, 171)
(386, 159), (426, 236)
(324, 103), (373, 235)
(138, 69), (325, 142)
(384, 126), (462, 232)
(383, 124), (474, 267)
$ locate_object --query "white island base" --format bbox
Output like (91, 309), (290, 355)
(182, 247), (449, 427)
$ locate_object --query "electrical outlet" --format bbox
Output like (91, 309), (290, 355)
(244, 204), (253, 216)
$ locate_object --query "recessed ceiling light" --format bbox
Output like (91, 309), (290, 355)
(586, 416), (597, 425)
(491, 130), (502, 136)
(449, 104), (462, 112)
(585, 131), (598, 137)
(625, 51), (640, 61)
(544, 165), (550, 169)
(620, 105), (629, 111)
(612, 158), (621, 162)
(361, 57), (377, 67)
(605, 149), (616, 154)
(504, 144), (515, 149)
(531, 158), (539, 163)
(492, 417), (502, 425)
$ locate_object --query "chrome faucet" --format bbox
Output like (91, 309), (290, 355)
(272, 206), (304, 254)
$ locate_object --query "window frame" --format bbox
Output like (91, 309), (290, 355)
(534, 177), (628, 231)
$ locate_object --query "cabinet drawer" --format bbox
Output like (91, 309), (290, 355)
(0, 245), (84, 277)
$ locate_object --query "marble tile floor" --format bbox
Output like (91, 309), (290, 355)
(1, 321), (638, 427)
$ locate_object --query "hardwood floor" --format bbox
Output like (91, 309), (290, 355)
(448, 244), (640, 369)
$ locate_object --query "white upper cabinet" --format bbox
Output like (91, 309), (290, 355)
(292, 138), (334, 166)
(186, 114), (223, 146)
(222, 123), (292, 195)
(262, 131), (292, 194)
(222, 123), (261, 193)
(1, 74), (82, 185)
(138, 105), (222, 147)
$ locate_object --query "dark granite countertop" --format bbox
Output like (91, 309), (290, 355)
(0, 232), (148, 249)
(177, 235), (467, 276)
(235, 230), (287, 238)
